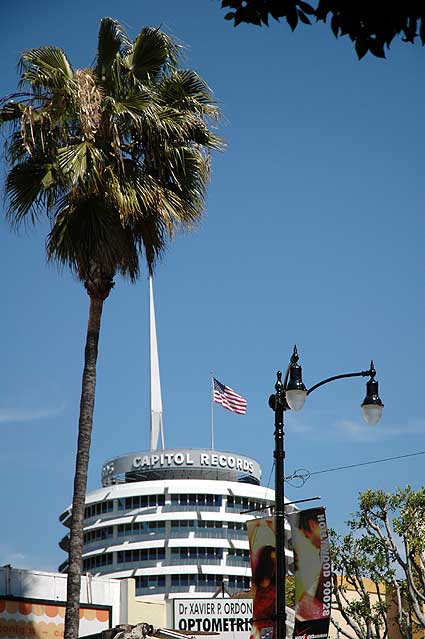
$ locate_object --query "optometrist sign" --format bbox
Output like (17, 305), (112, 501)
(173, 598), (253, 638)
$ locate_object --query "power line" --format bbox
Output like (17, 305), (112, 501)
(286, 450), (425, 487)
(312, 450), (425, 475)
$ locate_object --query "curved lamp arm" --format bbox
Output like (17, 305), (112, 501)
(307, 367), (375, 396)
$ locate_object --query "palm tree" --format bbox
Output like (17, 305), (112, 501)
(0, 18), (224, 639)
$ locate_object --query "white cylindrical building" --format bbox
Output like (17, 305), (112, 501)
(58, 448), (293, 599)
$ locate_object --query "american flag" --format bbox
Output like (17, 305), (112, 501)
(213, 378), (247, 415)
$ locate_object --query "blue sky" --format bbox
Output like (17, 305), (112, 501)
(1, 1), (425, 571)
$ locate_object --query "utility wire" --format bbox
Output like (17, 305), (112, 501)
(286, 450), (425, 487)
(311, 450), (425, 475)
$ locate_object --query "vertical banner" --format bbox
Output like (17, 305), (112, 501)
(287, 507), (331, 639)
(247, 517), (276, 639)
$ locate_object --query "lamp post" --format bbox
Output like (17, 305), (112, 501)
(268, 346), (384, 639)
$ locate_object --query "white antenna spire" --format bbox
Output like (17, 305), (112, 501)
(149, 275), (164, 451)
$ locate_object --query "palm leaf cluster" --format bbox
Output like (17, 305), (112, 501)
(0, 18), (224, 293)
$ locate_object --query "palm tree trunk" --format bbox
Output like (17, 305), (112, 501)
(64, 294), (104, 639)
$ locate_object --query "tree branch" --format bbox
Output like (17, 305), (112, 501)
(332, 574), (365, 638)
(404, 538), (425, 626)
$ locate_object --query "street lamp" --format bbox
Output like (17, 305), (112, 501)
(268, 346), (383, 639)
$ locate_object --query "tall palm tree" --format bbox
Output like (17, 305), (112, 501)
(0, 18), (223, 639)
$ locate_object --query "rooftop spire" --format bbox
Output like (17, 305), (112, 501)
(149, 275), (164, 450)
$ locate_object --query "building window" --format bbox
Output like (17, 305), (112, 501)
(84, 501), (113, 519)
(116, 521), (165, 537)
(82, 553), (113, 571)
(171, 520), (223, 531)
(83, 526), (113, 544)
(228, 575), (251, 590)
(170, 494), (222, 507)
(170, 574), (223, 589)
(117, 494), (165, 511)
(135, 575), (165, 591)
(226, 497), (265, 512)
(117, 547), (165, 564)
(170, 547), (223, 560)
(228, 549), (250, 560)
(198, 521), (223, 529)
(171, 520), (191, 529)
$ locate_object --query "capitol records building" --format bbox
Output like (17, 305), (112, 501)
(58, 447), (293, 601)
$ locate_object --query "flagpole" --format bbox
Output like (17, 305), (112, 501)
(210, 371), (215, 450)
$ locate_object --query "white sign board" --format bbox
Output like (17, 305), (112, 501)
(173, 598), (253, 638)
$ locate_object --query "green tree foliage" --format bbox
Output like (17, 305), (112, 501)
(286, 575), (295, 609)
(220, 1), (425, 60)
(330, 486), (425, 639)
(0, 17), (223, 639)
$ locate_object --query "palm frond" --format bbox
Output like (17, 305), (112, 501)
(5, 160), (57, 225)
(129, 27), (180, 82)
(142, 107), (190, 141)
(57, 143), (107, 186)
(142, 107), (225, 152)
(141, 172), (204, 230)
(4, 130), (29, 163)
(0, 100), (25, 124)
(19, 47), (74, 90)
(47, 195), (139, 281)
(106, 172), (143, 218)
(168, 146), (211, 194)
(132, 213), (166, 274)
(96, 18), (132, 83)
(186, 120), (225, 151)
(57, 143), (89, 182)
(159, 70), (221, 120)
(105, 93), (155, 124)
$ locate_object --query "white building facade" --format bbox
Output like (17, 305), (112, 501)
(58, 448), (293, 600)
